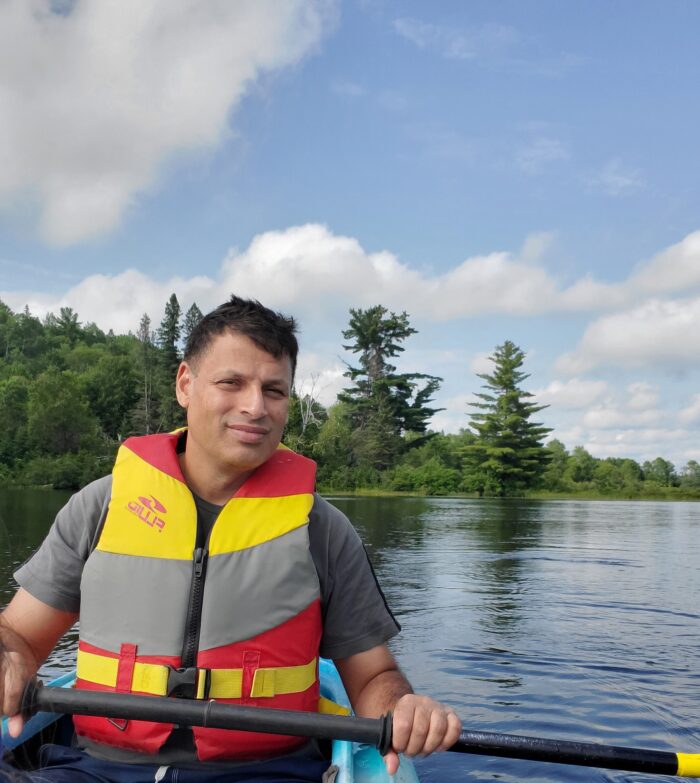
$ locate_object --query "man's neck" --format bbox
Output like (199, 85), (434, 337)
(178, 450), (253, 506)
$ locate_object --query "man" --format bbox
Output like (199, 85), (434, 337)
(1, 297), (460, 782)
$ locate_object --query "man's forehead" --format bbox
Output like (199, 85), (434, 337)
(199, 332), (292, 376)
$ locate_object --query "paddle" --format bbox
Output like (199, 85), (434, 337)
(21, 682), (700, 777)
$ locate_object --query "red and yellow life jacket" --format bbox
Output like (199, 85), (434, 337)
(74, 432), (325, 761)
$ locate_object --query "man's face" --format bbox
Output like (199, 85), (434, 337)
(175, 331), (292, 476)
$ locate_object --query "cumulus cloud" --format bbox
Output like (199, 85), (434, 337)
(679, 394), (700, 425)
(534, 378), (609, 409)
(0, 0), (334, 244)
(555, 296), (700, 374)
(627, 231), (700, 296)
(5, 223), (700, 337)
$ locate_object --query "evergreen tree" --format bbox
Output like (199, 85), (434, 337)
(131, 313), (158, 435)
(339, 305), (442, 469)
(182, 302), (204, 345)
(465, 340), (551, 496)
(155, 294), (184, 431)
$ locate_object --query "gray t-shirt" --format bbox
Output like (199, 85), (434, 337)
(14, 477), (400, 765)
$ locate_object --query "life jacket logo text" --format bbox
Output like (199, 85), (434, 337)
(127, 495), (167, 532)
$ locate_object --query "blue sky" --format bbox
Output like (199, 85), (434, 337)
(1, 0), (700, 467)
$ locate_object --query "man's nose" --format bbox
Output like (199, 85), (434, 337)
(240, 385), (266, 417)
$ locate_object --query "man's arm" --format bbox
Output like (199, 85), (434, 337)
(335, 644), (461, 776)
(1, 588), (78, 737)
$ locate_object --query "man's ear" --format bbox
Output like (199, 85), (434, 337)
(175, 362), (191, 409)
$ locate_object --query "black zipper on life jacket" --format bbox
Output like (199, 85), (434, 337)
(180, 546), (208, 668)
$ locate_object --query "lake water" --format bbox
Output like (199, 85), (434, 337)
(1, 490), (699, 782)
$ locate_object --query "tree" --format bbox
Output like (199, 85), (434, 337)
(82, 355), (140, 439)
(567, 445), (597, 484)
(285, 375), (327, 456)
(339, 305), (442, 469)
(465, 340), (551, 496)
(680, 460), (700, 489)
(52, 306), (82, 346)
(0, 376), (30, 465)
(642, 457), (678, 487)
(131, 313), (158, 434)
(27, 369), (100, 455)
(541, 439), (570, 492)
(182, 302), (204, 346)
(155, 294), (184, 431)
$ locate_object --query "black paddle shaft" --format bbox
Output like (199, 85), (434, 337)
(451, 728), (679, 775)
(21, 682), (691, 776)
(21, 681), (394, 755)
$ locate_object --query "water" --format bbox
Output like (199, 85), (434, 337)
(2, 490), (699, 782)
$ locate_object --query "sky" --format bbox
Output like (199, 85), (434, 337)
(1, 0), (700, 468)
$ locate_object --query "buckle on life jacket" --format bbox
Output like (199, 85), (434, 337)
(166, 666), (211, 699)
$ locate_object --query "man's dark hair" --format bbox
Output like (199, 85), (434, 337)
(184, 296), (299, 377)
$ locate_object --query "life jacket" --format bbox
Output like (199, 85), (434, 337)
(74, 431), (326, 761)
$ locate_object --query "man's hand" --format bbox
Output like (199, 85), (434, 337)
(335, 644), (461, 775)
(1, 589), (77, 737)
(0, 622), (39, 737)
(385, 693), (461, 776)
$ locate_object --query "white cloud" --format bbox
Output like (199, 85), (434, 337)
(679, 394), (700, 425)
(431, 393), (477, 434)
(582, 407), (663, 430)
(0, 0), (334, 244)
(556, 296), (700, 374)
(534, 378), (609, 409)
(628, 231), (700, 296)
(626, 382), (659, 411)
(294, 355), (346, 407)
(4, 224), (700, 375)
(469, 352), (494, 375)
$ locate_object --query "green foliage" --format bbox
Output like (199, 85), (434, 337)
(390, 457), (461, 495)
(81, 354), (140, 439)
(339, 305), (442, 470)
(284, 390), (327, 457)
(0, 375), (30, 464)
(465, 341), (552, 496)
(681, 460), (700, 488)
(0, 297), (698, 500)
(642, 457), (679, 487)
(182, 302), (204, 345)
(155, 293), (185, 431)
(27, 369), (101, 455)
(18, 451), (110, 490)
(0, 297), (186, 488)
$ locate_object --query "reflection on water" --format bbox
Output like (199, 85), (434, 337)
(2, 490), (699, 782)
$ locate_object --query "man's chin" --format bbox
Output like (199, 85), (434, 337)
(223, 445), (275, 473)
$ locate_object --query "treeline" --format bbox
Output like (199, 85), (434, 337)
(0, 295), (199, 488)
(1, 297), (699, 499)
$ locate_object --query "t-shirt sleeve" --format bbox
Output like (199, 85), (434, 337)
(13, 475), (112, 613)
(309, 494), (401, 660)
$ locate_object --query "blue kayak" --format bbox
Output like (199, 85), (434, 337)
(2, 659), (420, 782)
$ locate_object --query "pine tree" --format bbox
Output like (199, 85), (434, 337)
(182, 302), (204, 346)
(155, 294), (184, 431)
(465, 340), (551, 496)
(339, 305), (442, 470)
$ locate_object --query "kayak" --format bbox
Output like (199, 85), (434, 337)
(2, 658), (420, 782)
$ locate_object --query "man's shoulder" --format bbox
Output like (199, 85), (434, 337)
(310, 493), (354, 529)
(73, 474), (113, 506)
